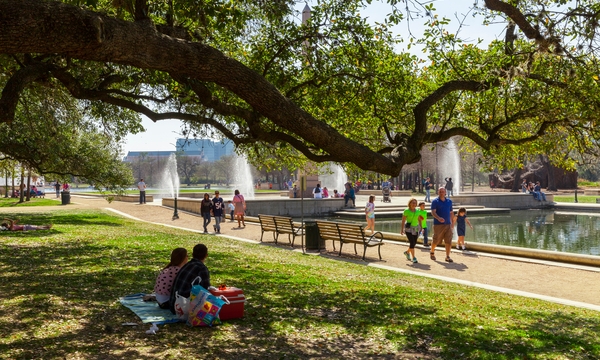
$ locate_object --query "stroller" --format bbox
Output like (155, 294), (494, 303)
(381, 186), (391, 202)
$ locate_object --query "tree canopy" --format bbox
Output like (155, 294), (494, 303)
(1, 0), (600, 177)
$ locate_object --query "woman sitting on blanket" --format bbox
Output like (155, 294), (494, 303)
(1, 218), (52, 231)
(154, 248), (188, 309)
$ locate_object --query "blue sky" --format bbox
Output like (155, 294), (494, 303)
(122, 0), (505, 155)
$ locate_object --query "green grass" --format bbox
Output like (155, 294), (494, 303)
(0, 210), (599, 359)
(0, 197), (61, 207)
(554, 195), (599, 203)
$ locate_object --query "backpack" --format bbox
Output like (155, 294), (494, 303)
(315, 187), (320, 193)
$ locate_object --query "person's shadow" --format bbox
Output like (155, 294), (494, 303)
(439, 261), (468, 272)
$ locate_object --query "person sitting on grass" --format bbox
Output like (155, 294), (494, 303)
(153, 248), (188, 309)
(169, 244), (212, 314)
(1, 218), (53, 231)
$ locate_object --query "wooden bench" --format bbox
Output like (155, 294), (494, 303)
(258, 214), (303, 246)
(315, 220), (384, 261)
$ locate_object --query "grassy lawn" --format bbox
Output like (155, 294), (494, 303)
(0, 210), (598, 359)
(0, 197), (61, 207)
(554, 195), (599, 203)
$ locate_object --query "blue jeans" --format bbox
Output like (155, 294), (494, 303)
(425, 189), (431, 202)
(535, 191), (546, 201)
(214, 215), (222, 232)
(202, 212), (211, 231)
(422, 227), (429, 245)
(139, 191), (146, 204)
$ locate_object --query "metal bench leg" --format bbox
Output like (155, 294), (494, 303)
(274, 232), (279, 244)
(288, 234), (293, 246)
(260, 231), (265, 243)
(378, 245), (382, 260)
(338, 242), (343, 257)
(362, 245), (367, 261)
(353, 243), (358, 255)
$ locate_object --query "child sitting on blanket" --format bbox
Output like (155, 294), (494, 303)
(153, 248), (188, 309)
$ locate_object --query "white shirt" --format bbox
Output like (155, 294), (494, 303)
(137, 181), (146, 191)
(313, 187), (322, 198)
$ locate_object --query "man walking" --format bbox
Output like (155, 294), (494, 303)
(424, 177), (432, 203)
(137, 178), (146, 204)
(430, 187), (455, 263)
(54, 181), (61, 198)
(212, 191), (224, 234)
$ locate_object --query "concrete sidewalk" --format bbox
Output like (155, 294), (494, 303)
(3, 194), (599, 312)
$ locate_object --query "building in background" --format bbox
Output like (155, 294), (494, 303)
(175, 139), (234, 162)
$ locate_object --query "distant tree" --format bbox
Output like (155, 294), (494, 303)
(176, 154), (202, 186)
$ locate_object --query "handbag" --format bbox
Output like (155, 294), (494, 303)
(187, 285), (229, 327)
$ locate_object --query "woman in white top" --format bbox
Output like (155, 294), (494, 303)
(313, 183), (323, 199)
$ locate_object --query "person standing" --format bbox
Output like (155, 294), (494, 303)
(401, 198), (423, 264)
(212, 191), (224, 234)
(445, 177), (454, 197)
(54, 181), (61, 198)
(137, 178), (146, 204)
(364, 195), (376, 235)
(169, 244), (211, 314)
(430, 187), (455, 263)
(313, 183), (322, 199)
(200, 193), (213, 233)
(233, 189), (246, 227)
(418, 201), (429, 247)
(453, 207), (473, 250)
(424, 177), (432, 202)
(521, 179), (528, 193)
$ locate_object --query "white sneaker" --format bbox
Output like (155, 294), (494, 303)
(456, 244), (460, 250)
(462, 245), (466, 250)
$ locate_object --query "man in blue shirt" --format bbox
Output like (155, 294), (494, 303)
(430, 188), (455, 263)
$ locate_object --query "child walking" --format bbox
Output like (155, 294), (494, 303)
(364, 195), (375, 235)
(227, 200), (235, 221)
(454, 207), (473, 250)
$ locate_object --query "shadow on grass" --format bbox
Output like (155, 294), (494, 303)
(0, 212), (598, 359)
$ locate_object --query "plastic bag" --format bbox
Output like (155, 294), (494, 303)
(174, 291), (189, 321)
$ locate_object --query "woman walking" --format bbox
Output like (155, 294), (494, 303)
(232, 189), (246, 228)
(200, 193), (213, 233)
(401, 198), (423, 264)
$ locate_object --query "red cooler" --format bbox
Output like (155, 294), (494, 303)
(210, 286), (245, 320)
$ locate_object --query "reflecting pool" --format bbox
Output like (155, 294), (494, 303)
(325, 210), (600, 256)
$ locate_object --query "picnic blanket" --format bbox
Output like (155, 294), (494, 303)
(119, 293), (181, 324)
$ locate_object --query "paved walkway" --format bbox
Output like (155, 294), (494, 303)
(3, 194), (599, 311)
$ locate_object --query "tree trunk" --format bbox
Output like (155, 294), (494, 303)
(510, 167), (523, 192)
(19, 167), (24, 203)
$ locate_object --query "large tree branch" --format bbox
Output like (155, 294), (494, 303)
(0, 61), (53, 123)
(0, 0), (402, 175)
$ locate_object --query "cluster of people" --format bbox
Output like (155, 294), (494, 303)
(364, 187), (474, 264)
(521, 179), (547, 201)
(200, 189), (247, 232)
(151, 244), (213, 314)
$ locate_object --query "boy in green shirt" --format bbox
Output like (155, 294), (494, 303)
(418, 202), (429, 247)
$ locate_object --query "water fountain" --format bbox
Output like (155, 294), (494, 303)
(232, 154), (255, 199)
(318, 163), (347, 194)
(159, 153), (180, 219)
(438, 138), (461, 195)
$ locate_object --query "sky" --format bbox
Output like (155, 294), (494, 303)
(122, 0), (505, 156)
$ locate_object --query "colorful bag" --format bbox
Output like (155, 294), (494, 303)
(187, 285), (229, 327)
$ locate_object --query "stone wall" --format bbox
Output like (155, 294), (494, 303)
(162, 197), (346, 217)
(449, 192), (554, 209)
